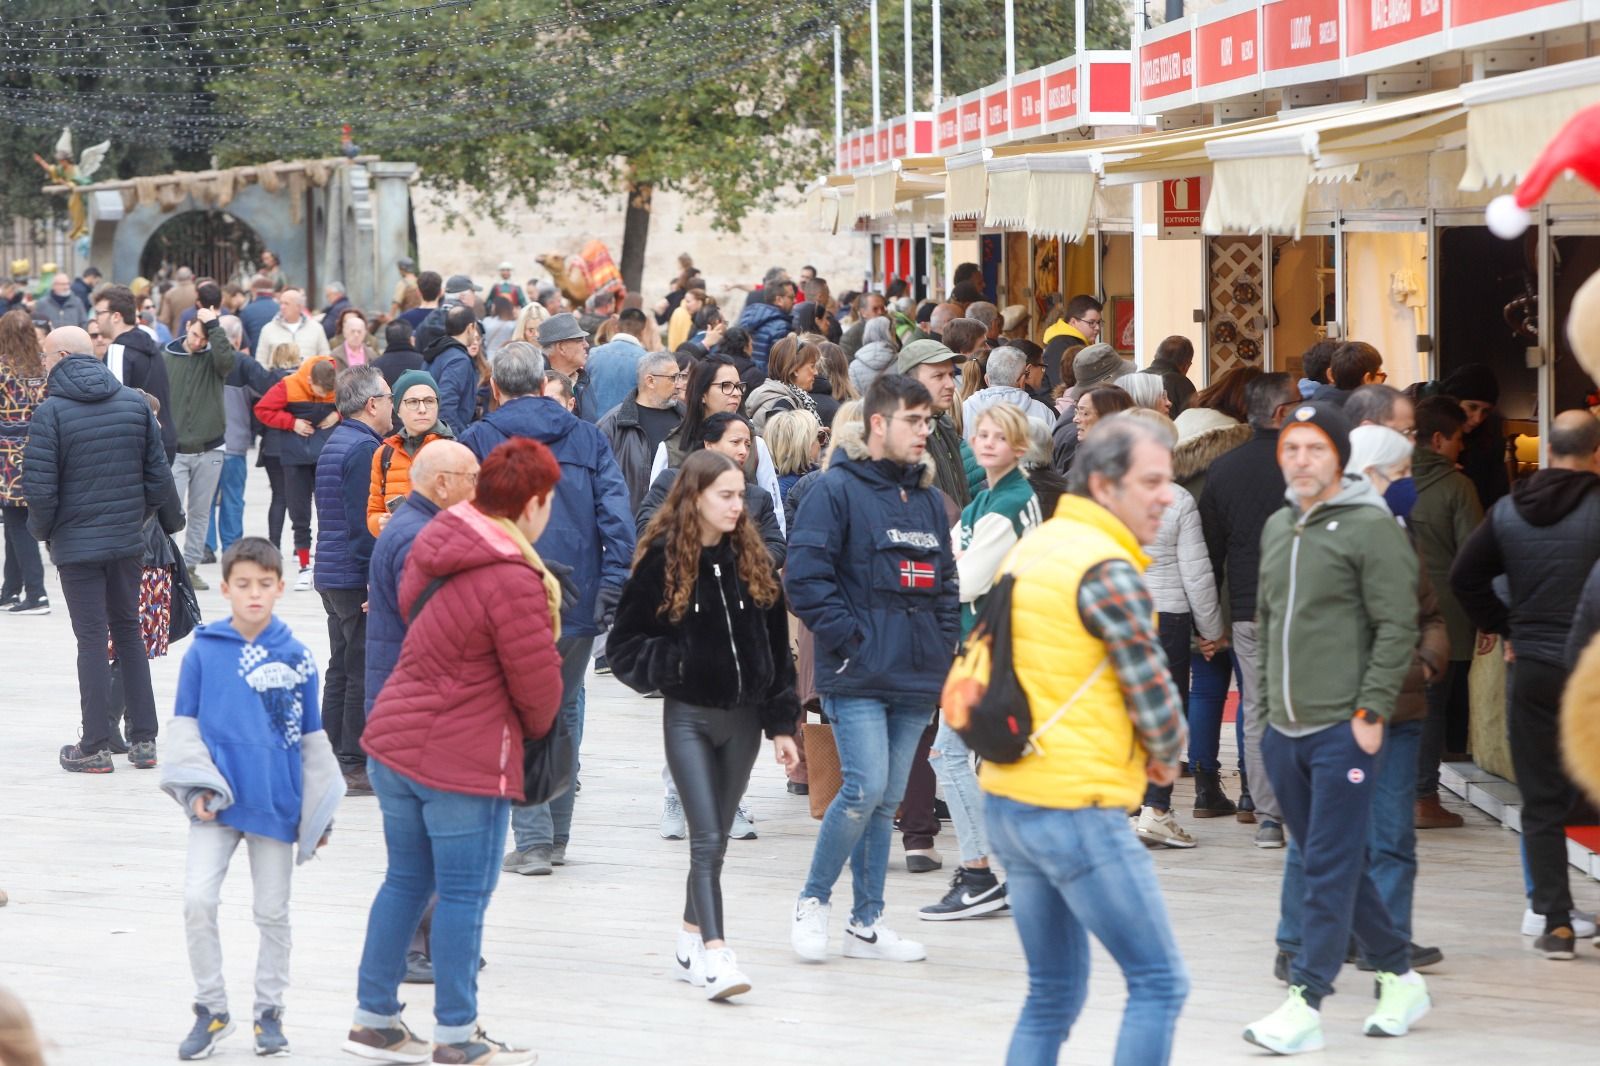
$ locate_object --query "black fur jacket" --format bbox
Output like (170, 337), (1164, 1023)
(608, 537), (800, 737)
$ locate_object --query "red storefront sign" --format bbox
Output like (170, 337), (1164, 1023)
(848, 133), (863, 169)
(891, 120), (908, 158)
(959, 95), (983, 145)
(1044, 65), (1079, 127)
(1160, 177), (1208, 239)
(1347, 0), (1444, 56)
(1086, 60), (1133, 115)
(1264, 0), (1341, 71)
(1140, 30), (1194, 101)
(937, 104), (960, 152)
(984, 83), (1011, 140)
(912, 117), (934, 154)
(1011, 74), (1043, 133)
(874, 126), (891, 161)
(1451, 0), (1571, 22)
(1198, 11), (1260, 87)
(861, 130), (876, 166)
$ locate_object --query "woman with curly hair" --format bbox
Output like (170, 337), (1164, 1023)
(608, 449), (802, 1003)
(0, 308), (49, 612)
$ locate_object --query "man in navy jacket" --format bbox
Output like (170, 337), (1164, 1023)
(784, 374), (959, 964)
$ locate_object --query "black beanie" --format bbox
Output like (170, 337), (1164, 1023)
(1441, 363), (1500, 405)
(1279, 401), (1353, 469)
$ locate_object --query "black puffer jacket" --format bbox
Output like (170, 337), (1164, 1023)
(1198, 427), (1286, 621)
(23, 355), (169, 565)
(608, 537), (800, 737)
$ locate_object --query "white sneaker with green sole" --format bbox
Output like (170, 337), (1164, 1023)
(1364, 971), (1430, 1037)
(1243, 986), (1325, 1055)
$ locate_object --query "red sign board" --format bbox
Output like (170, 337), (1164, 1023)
(849, 134), (863, 169)
(875, 126), (890, 161)
(1044, 66), (1079, 126)
(1264, 0), (1341, 70)
(1011, 76), (1043, 132)
(1087, 61), (1132, 115)
(1198, 11), (1260, 87)
(1160, 177), (1207, 239)
(937, 104), (960, 151)
(984, 86), (1011, 139)
(861, 131), (876, 166)
(1347, 0), (1444, 55)
(891, 120), (908, 158)
(959, 97), (983, 144)
(1140, 31), (1195, 100)
(1451, 0), (1569, 22)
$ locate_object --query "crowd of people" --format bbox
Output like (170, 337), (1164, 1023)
(3, 248), (1600, 1065)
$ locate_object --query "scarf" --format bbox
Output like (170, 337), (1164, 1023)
(785, 382), (818, 416)
(488, 515), (563, 642)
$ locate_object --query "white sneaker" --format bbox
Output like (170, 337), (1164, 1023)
(791, 896), (830, 961)
(293, 565), (312, 592)
(730, 805), (757, 840)
(672, 937), (705, 987)
(1134, 806), (1198, 849)
(702, 946), (752, 1001)
(1522, 908), (1597, 938)
(843, 920), (926, 962)
(659, 794), (685, 840)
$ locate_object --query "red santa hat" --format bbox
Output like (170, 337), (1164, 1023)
(1486, 102), (1600, 239)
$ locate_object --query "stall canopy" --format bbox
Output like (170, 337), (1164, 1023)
(945, 151), (988, 220)
(1459, 56), (1600, 192)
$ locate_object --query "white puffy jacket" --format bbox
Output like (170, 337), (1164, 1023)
(1143, 482), (1223, 639)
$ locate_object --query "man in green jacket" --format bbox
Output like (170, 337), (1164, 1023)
(1408, 396), (1483, 828)
(163, 285), (238, 588)
(1244, 402), (1430, 1055)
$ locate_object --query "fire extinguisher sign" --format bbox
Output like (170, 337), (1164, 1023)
(1160, 177), (1208, 240)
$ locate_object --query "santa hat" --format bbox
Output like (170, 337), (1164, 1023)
(1486, 103), (1600, 238)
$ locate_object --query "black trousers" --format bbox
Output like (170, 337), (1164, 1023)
(1145, 610), (1194, 809)
(1508, 657), (1586, 922)
(59, 556), (157, 751)
(262, 456), (288, 548)
(900, 722), (941, 850)
(1418, 659), (1472, 797)
(662, 697), (762, 943)
(284, 462), (316, 553)
(321, 587), (369, 767)
(1, 504), (45, 600)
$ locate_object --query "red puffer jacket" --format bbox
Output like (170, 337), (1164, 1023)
(363, 501), (563, 801)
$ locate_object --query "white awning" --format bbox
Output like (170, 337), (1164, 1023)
(945, 151), (988, 220)
(1025, 156), (1100, 244)
(1459, 56), (1600, 191)
(854, 165), (898, 219)
(983, 159), (1029, 228)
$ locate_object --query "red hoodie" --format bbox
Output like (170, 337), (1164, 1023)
(363, 502), (563, 800)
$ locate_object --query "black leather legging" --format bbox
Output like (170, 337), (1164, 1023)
(663, 698), (762, 943)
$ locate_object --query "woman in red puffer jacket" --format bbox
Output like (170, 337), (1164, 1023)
(348, 437), (563, 1064)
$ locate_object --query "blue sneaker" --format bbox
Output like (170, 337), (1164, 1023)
(254, 1008), (289, 1057)
(178, 1004), (233, 1060)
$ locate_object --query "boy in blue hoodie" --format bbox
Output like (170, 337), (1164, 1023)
(160, 537), (344, 1060)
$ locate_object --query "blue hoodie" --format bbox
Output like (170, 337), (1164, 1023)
(174, 617), (322, 843)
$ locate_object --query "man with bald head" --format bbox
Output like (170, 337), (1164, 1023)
(927, 302), (961, 343)
(24, 325), (171, 773)
(257, 287), (330, 362)
(1453, 408), (1600, 957)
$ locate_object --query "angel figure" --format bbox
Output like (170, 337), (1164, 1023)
(34, 128), (110, 240)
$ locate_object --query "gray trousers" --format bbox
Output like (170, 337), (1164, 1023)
(171, 449), (225, 568)
(1231, 620), (1282, 825)
(185, 822), (294, 1017)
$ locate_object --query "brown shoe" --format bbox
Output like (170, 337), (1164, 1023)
(1415, 795), (1465, 829)
(343, 1020), (431, 1063)
(344, 766), (375, 796)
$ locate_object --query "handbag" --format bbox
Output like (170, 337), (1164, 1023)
(167, 543), (203, 644)
(407, 576), (575, 808)
(802, 720), (842, 820)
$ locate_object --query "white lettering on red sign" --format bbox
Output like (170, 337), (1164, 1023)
(1143, 51), (1185, 86)
(1371, 0), (1412, 30)
(1047, 84), (1072, 109)
(1242, 39), (1254, 61)
(1221, 37), (1233, 65)
(1292, 16), (1311, 48)
(1020, 95), (1037, 118)
(1420, 0), (1439, 13)
(1320, 19), (1338, 42)
(988, 103), (1004, 124)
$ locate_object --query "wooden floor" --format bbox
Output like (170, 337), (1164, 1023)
(2, 469), (1598, 1065)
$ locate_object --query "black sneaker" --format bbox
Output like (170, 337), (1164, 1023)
(8, 595), (49, 615)
(593, 654), (612, 677)
(1355, 942), (1444, 971)
(918, 866), (1008, 921)
(432, 1027), (536, 1064)
(202, 545), (217, 564)
(786, 780), (809, 796)
(0, 590), (18, 607)
(178, 1004), (233, 1060)
(128, 740), (158, 769)
(59, 743), (113, 774)
(1534, 926), (1577, 960)
(253, 1008), (289, 1057)
(403, 949), (435, 984)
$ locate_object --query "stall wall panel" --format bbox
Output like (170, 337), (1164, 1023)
(1345, 230), (1428, 390)
(1139, 226), (1206, 384)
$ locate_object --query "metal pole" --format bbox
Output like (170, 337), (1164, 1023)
(932, 0), (942, 105)
(833, 25), (844, 148)
(1005, 0), (1016, 79)
(870, 0), (882, 126)
(1076, 0), (1087, 57)
(903, 0), (914, 117)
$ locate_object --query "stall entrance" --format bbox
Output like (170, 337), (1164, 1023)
(139, 210), (266, 286)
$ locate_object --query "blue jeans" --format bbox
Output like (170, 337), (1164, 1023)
(355, 760), (509, 1043)
(510, 635), (593, 851)
(1186, 646), (1245, 774)
(985, 797), (1189, 1066)
(801, 693), (931, 926)
(208, 453), (248, 552)
(931, 721), (988, 864)
(1276, 719), (1422, 953)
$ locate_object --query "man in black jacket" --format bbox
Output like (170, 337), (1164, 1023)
(373, 320), (424, 387)
(95, 284), (177, 460)
(1451, 409), (1600, 958)
(24, 326), (170, 774)
(598, 350), (683, 513)
(1199, 372), (1300, 848)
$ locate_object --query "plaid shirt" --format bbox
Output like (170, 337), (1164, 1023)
(1078, 559), (1186, 765)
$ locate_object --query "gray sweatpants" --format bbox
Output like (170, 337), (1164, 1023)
(1231, 620), (1282, 825)
(171, 449), (225, 568)
(184, 822), (294, 1017)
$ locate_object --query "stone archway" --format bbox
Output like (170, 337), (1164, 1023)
(139, 210), (267, 285)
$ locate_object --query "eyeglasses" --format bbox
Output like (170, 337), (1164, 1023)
(648, 372), (691, 384)
(712, 380), (748, 396)
(891, 413), (934, 432)
(1074, 315), (1103, 328)
(373, 392), (393, 403)
(400, 396), (438, 410)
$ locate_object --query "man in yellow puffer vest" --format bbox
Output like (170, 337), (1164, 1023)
(979, 415), (1189, 1066)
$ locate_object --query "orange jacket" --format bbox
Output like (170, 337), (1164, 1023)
(367, 430), (448, 536)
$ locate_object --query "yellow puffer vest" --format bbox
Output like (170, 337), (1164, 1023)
(978, 495), (1150, 810)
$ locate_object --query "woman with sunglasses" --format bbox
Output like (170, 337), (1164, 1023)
(650, 355), (782, 527)
(365, 371), (453, 536)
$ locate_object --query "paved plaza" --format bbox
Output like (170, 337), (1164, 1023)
(2, 475), (1598, 1065)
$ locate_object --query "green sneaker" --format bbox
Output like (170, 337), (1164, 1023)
(1364, 971), (1430, 1037)
(1243, 986), (1325, 1055)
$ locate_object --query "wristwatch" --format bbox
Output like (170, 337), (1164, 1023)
(1353, 708), (1382, 725)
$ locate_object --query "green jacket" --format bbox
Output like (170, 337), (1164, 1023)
(927, 413), (984, 509)
(956, 466), (1043, 636)
(1408, 446), (1483, 660)
(163, 321), (238, 453)
(1256, 476), (1419, 728)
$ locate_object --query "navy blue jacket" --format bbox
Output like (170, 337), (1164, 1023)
(459, 395), (635, 638)
(422, 335), (477, 435)
(313, 418), (383, 590)
(364, 491), (440, 712)
(23, 355), (169, 565)
(736, 300), (792, 371)
(784, 456), (959, 698)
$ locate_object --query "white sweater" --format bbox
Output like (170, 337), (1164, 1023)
(1143, 483), (1223, 639)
